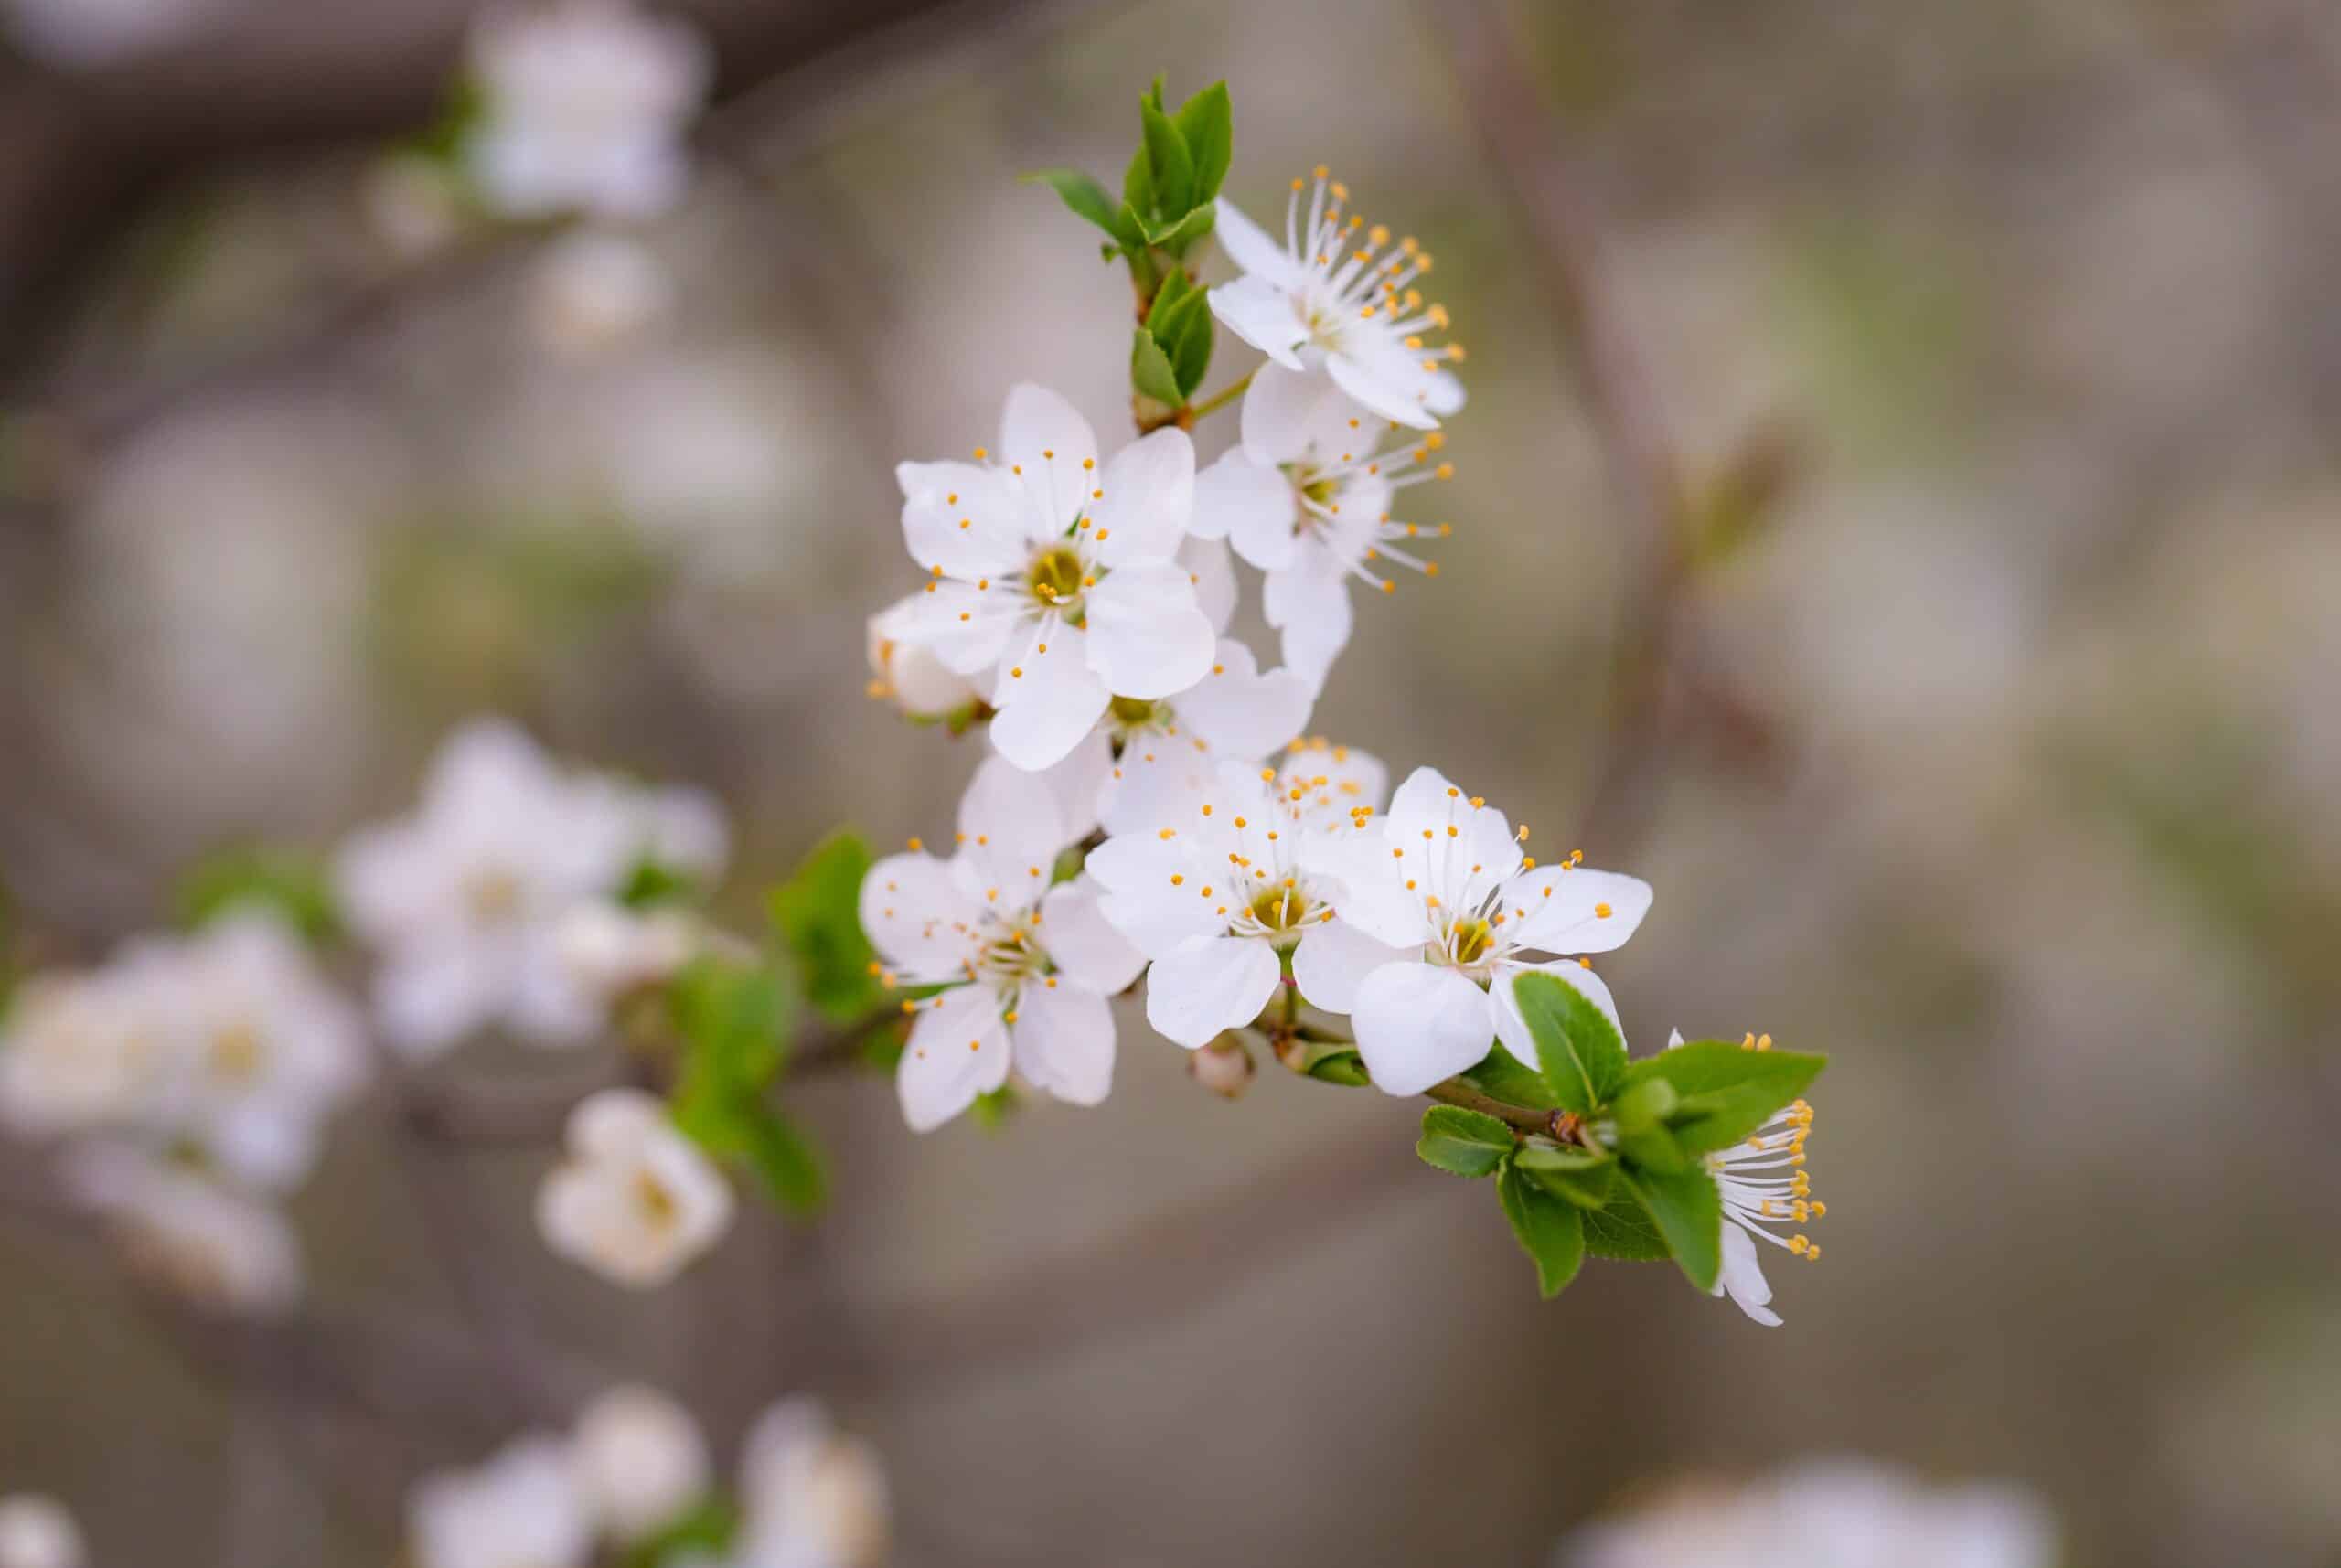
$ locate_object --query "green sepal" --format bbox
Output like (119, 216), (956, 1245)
(1170, 80), (1232, 205)
(1131, 328), (1182, 408)
(769, 832), (882, 1024)
(1303, 1049), (1371, 1087)
(1623, 1165), (1725, 1291)
(1512, 970), (1628, 1115)
(1416, 1105), (1513, 1177)
(1511, 1143), (1617, 1209)
(173, 848), (340, 946)
(1579, 1189), (1673, 1261)
(1621, 1040), (1825, 1155)
(1022, 168), (1144, 252)
(1497, 1163), (1586, 1298)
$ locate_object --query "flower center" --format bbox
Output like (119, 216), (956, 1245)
(1248, 887), (1304, 933)
(465, 867), (525, 923)
(1448, 917), (1494, 966)
(1108, 696), (1160, 727)
(635, 1169), (679, 1229)
(1027, 545), (1085, 608)
(208, 1022), (266, 1083)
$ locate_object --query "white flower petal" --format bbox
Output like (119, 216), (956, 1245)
(1326, 341), (1449, 430)
(1179, 534), (1238, 635)
(999, 383), (1098, 536)
(956, 750), (1072, 899)
(1266, 567), (1352, 691)
(1289, 917), (1409, 1014)
(1091, 426), (1195, 568)
(1239, 361), (1374, 464)
(1208, 275), (1308, 368)
(860, 850), (981, 978)
(896, 986), (1010, 1132)
(1209, 197), (1302, 288)
(1144, 936), (1282, 1048)
(883, 580), (1021, 676)
(988, 620), (1112, 771)
(1193, 451), (1298, 571)
(1010, 981), (1116, 1106)
(1489, 959), (1623, 1070)
(1350, 960), (1497, 1096)
(902, 476), (1028, 580)
(1716, 1221), (1782, 1326)
(1498, 867), (1653, 955)
(1038, 880), (1146, 994)
(1176, 639), (1314, 760)
(374, 944), (505, 1060)
(1082, 561), (1216, 699)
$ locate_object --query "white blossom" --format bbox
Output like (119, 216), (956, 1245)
(1300, 766), (1651, 1096)
(464, 0), (711, 222)
(1086, 740), (1388, 1048)
(537, 1088), (733, 1287)
(0, 1495), (85, 1568)
(883, 384), (1218, 771)
(1661, 1029), (1825, 1327)
(336, 720), (727, 1058)
(1192, 363), (1454, 687)
(526, 230), (676, 357)
(866, 593), (983, 720)
(1208, 168), (1465, 430)
(0, 968), (165, 1140)
(63, 1147), (303, 1317)
(1562, 1458), (2058, 1568)
(570, 1385), (711, 1543)
(735, 1399), (889, 1568)
(551, 900), (740, 1005)
(410, 1436), (593, 1568)
(859, 754), (1144, 1130)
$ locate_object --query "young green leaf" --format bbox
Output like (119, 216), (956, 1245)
(1622, 1040), (1825, 1155)
(1623, 1165), (1725, 1292)
(619, 1499), (738, 1568)
(738, 1109), (826, 1213)
(770, 832), (881, 1023)
(1303, 1049), (1371, 1087)
(1162, 293), (1214, 396)
(1121, 143), (1157, 225)
(1512, 970), (1628, 1115)
(1131, 328), (1182, 407)
(1022, 169), (1142, 252)
(1455, 1045), (1564, 1112)
(1580, 1189), (1673, 1261)
(1416, 1105), (1513, 1177)
(174, 848), (340, 944)
(1511, 1143), (1616, 1209)
(1497, 1165), (1587, 1298)
(1170, 81), (1232, 204)
(1612, 1076), (1678, 1130)
(1144, 203), (1217, 257)
(1138, 96), (1194, 219)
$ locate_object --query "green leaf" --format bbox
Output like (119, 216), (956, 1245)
(770, 833), (882, 1024)
(738, 1109), (825, 1213)
(1624, 1166), (1725, 1292)
(1121, 143), (1157, 226)
(1612, 1076), (1678, 1130)
(173, 848), (339, 945)
(1622, 1040), (1825, 1155)
(1131, 328), (1182, 407)
(1616, 1118), (1690, 1174)
(1170, 81), (1232, 203)
(1149, 286), (1214, 398)
(1304, 1049), (1371, 1087)
(619, 1498), (736, 1568)
(1511, 1143), (1616, 1209)
(1138, 95), (1194, 219)
(615, 855), (697, 910)
(1022, 168), (1142, 251)
(1512, 970), (1627, 1115)
(1454, 1046), (1563, 1113)
(1142, 203), (1217, 256)
(668, 958), (796, 1125)
(1416, 1105), (1513, 1177)
(1497, 1165), (1586, 1298)
(1579, 1189), (1672, 1261)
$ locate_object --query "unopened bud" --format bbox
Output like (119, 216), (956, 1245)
(1189, 1038), (1256, 1100)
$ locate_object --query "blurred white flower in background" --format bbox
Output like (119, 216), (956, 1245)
(536, 1088), (732, 1286)
(552, 901), (717, 1006)
(569, 1385), (711, 1543)
(336, 720), (727, 1058)
(0, 1495), (85, 1568)
(736, 1399), (889, 1568)
(0, 0), (222, 69)
(464, 0), (711, 222)
(62, 1147), (303, 1317)
(860, 754), (1145, 1131)
(1560, 1458), (2058, 1568)
(410, 1435), (592, 1568)
(526, 230), (676, 357)
(0, 969), (164, 1140)
(1208, 170), (1466, 429)
(360, 154), (469, 261)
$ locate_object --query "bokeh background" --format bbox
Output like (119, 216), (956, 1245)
(4, 0), (2340, 1563)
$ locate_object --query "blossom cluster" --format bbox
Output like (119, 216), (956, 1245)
(409, 1384), (886, 1568)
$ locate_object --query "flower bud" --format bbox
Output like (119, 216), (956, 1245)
(1189, 1038), (1256, 1100)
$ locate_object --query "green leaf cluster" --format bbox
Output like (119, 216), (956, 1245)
(173, 848), (340, 945)
(1023, 79), (1232, 413)
(770, 832), (882, 1023)
(1413, 971), (1824, 1302)
(667, 956), (825, 1214)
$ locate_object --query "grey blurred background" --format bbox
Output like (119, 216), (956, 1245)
(3, 0), (2340, 1563)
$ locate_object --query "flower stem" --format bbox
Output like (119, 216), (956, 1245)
(1186, 369), (1255, 422)
(1422, 1079), (1555, 1133)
